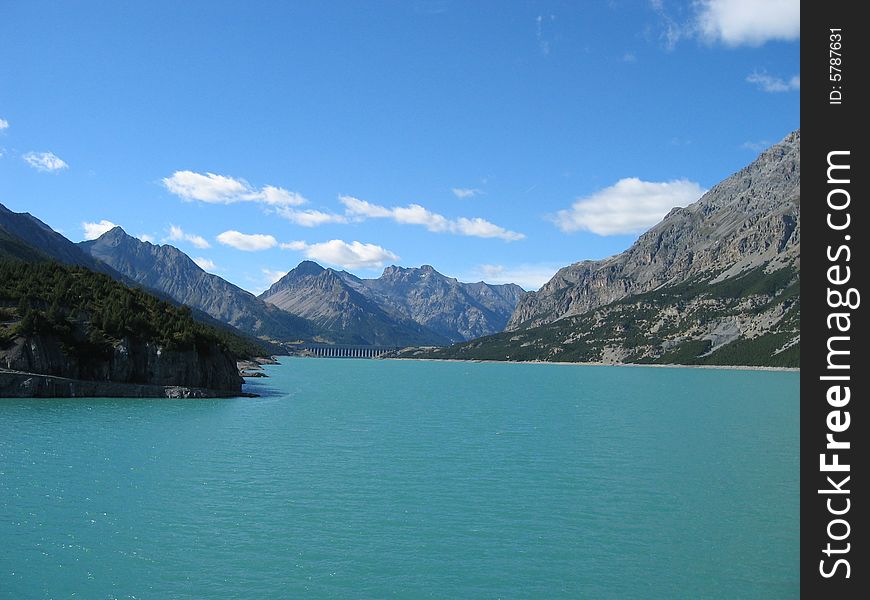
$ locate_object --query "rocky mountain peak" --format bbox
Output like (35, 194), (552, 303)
(101, 225), (128, 239)
(292, 260), (326, 277)
(380, 265), (413, 279)
(378, 264), (446, 285)
(86, 227), (197, 270)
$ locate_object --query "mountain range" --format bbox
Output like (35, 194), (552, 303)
(338, 266), (525, 342)
(260, 262), (525, 345)
(1, 205), (526, 349)
(78, 228), (526, 347)
(80, 228), (319, 346)
(1, 129), (801, 368)
(405, 130), (800, 367)
(259, 261), (449, 346)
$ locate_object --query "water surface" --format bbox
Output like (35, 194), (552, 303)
(0, 359), (799, 598)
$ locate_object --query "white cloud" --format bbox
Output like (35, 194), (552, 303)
(163, 171), (247, 202)
(535, 14), (555, 55)
(340, 195), (525, 241)
(696, 0), (799, 46)
(340, 196), (393, 218)
(649, 0), (683, 50)
(454, 217), (524, 241)
(746, 71), (800, 93)
(553, 178), (705, 236)
(165, 224), (211, 248)
(262, 268), (288, 285)
(216, 230), (278, 251)
(0, 118), (8, 130)
(279, 240), (308, 251)
(162, 171), (307, 207)
(138, 234), (156, 243)
(81, 219), (118, 240)
(23, 151), (68, 172)
(276, 207), (348, 227)
(741, 140), (771, 153)
(392, 204), (452, 231)
(257, 185), (307, 207)
(193, 257), (219, 271)
(469, 263), (560, 291)
(451, 187), (483, 199)
(281, 239), (399, 270)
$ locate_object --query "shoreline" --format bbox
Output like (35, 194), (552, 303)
(380, 357), (799, 373)
(0, 368), (254, 399)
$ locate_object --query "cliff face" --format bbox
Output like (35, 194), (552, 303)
(80, 228), (318, 344)
(508, 130), (800, 330)
(0, 258), (246, 397)
(260, 262), (449, 346)
(0, 371), (238, 398)
(2, 334), (242, 392)
(340, 265), (526, 342)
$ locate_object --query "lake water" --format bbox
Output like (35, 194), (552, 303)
(0, 359), (799, 598)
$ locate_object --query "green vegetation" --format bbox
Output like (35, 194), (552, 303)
(0, 258), (269, 359)
(702, 332), (798, 368)
(420, 264), (799, 368)
(645, 340), (712, 365)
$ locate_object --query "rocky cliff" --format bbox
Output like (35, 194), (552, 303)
(0, 370), (244, 398)
(0, 258), (245, 397)
(2, 332), (242, 395)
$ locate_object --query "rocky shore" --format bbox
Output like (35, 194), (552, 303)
(237, 356), (278, 378)
(0, 368), (254, 398)
(1, 332), (246, 398)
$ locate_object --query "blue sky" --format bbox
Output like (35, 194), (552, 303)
(0, 0), (799, 291)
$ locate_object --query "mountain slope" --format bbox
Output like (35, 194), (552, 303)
(508, 130), (800, 330)
(0, 203), (125, 277)
(0, 226), (52, 263)
(0, 213), (275, 358)
(339, 265), (526, 342)
(413, 131), (800, 367)
(80, 227), (320, 345)
(260, 262), (451, 346)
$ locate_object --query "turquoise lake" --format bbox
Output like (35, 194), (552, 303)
(0, 359), (799, 598)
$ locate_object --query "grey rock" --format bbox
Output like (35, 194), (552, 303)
(1, 333), (243, 393)
(0, 369), (248, 398)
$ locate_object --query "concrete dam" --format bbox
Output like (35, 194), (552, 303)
(292, 345), (401, 359)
